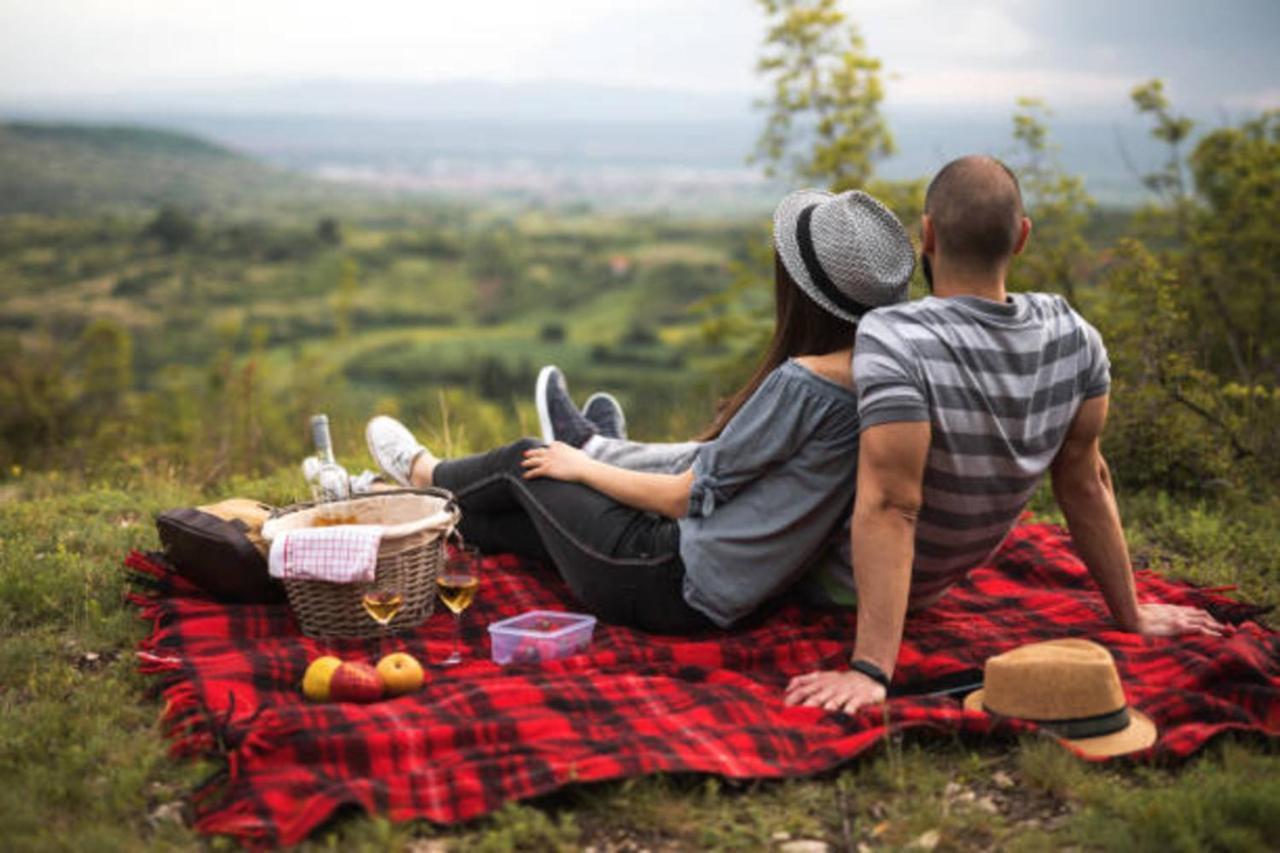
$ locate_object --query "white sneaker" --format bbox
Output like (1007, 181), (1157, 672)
(365, 416), (426, 487)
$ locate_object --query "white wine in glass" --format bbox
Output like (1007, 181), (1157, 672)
(362, 590), (404, 626)
(437, 575), (478, 614)
(438, 546), (480, 666)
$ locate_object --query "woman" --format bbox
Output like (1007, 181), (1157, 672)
(365, 189), (914, 633)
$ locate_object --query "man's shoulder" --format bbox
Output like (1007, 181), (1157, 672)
(857, 299), (939, 339)
(863, 292), (1084, 327)
(1018, 291), (1081, 319)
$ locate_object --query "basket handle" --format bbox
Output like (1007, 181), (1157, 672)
(445, 526), (468, 553)
(270, 486), (460, 519)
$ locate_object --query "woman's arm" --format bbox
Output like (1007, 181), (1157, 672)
(522, 442), (694, 519)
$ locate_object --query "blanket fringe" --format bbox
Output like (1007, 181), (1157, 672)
(189, 717), (302, 852)
(194, 796), (274, 851)
(159, 682), (214, 757)
(125, 549), (168, 581)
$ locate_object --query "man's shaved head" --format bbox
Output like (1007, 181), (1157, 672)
(924, 156), (1025, 272)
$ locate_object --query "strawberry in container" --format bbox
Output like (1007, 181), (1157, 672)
(488, 610), (597, 664)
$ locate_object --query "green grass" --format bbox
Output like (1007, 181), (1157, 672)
(1, 469), (1277, 850)
(1029, 485), (1280, 605)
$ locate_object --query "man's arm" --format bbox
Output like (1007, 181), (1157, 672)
(522, 441), (694, 519)
(1051, 395), (1226, 637)
(785, 421), (931, 712)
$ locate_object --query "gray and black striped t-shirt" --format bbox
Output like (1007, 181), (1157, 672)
(853, 293), (1110, 606)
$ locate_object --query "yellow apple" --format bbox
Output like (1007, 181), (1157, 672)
(301, 655), (343, 702)
(376, 652), (425, 696)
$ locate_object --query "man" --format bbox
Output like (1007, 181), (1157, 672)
(785, 156), (1227, 714)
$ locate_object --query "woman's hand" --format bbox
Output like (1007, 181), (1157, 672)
(784, 670), (886, 714)
(1134, 602), (1230, 637)
(522, 441), (592, 483)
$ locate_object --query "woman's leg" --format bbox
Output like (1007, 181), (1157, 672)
(432, 438), (712, 633)
(457, 509), (550, 564)
(581, 436), (703, 474)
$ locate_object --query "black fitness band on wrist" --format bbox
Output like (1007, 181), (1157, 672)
(849, 659), (891, 690)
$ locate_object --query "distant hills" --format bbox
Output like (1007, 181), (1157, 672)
(3, 79), (755, 123)
(0, 121), (309, 215)
(0, 75), (1193, 214)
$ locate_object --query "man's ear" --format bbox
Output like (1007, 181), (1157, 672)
(920, 214), (935, 254)
(1012, 217), (1032, 256)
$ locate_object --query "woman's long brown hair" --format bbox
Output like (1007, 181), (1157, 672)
(696, 252), (860, 441)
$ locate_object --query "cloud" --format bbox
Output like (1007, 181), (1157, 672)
(926, 4), (1044, 61)
(937, 6), (1038, 60)
(1225, 88), (1280, 112)
(0, 0), (1275, 116)
(887, 68), (1135, 111)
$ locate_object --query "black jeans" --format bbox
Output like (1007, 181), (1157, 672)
(432, 438), (713, 634)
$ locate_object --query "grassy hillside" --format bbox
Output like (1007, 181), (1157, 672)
(0, 195), (762, 482)
(0, 468), (1276, 850)
(0, 121), (316, 215)
(1, 121), (1278, 848)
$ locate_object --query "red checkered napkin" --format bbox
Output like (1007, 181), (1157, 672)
(267, 525), (383, 583)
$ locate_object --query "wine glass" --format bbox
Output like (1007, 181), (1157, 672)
(362, 575), (404, 652)
(437, 545), (481, 666)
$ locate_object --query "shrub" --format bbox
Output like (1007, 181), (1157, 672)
(143, 205), (197, 252)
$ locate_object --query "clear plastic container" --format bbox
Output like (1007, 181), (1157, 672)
(488, 610), (597, 665)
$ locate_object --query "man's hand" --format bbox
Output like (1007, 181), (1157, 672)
(1136, 602), (1229, 637)
(784, 670), (887, 714)
(521, 441), (591, 482)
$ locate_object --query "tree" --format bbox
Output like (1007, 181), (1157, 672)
(1185, 111), (1280, 384)
(1008, 98), (1094, 302)
(1131, 80), (1196, 208)
(316, 216), (342, 246)
(698, 1), (904, 402)
(0, 333), (73, 463)
(77, 318), (133, 421)
(1099, 82), (1280, 490)
(144, 205), (197, 252)
(466, 225), (525, 322)
(753, 0), (893, 192)
(1096, 240), (1239, 491)
(1131, 81), (1279, 386)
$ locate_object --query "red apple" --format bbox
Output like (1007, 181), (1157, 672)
(328, 661), (384, 703)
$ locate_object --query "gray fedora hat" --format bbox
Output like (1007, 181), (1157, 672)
(773, 188), (915, 324)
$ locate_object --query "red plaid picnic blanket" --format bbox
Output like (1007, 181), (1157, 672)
(126, 522), (1279, 848)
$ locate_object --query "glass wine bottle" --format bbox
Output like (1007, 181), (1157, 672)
(309, 414), (351, 503)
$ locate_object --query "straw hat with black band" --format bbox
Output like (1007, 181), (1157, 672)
(963, 638), (1157, 757)
(773, 188), (916, 323)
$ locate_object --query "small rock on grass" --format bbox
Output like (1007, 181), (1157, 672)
(992, 770), (1015, 789)
(147, 802), (185, 828)
(406, 841), (447, 853)
(779, 841), (830, 853)
(909, 829), (941, 851)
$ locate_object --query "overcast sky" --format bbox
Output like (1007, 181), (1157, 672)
(2, 0), (1277, 114)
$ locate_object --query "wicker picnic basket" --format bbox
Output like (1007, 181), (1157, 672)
(261, 488), (460, 638)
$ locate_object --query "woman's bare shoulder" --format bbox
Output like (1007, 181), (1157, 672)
(791, 350), (855, 390)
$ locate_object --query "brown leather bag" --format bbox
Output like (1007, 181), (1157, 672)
(155, 499), (285, 603)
